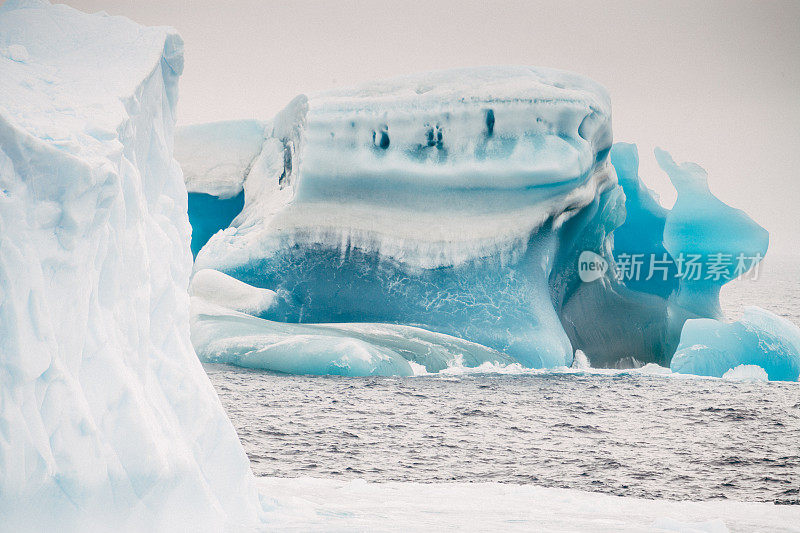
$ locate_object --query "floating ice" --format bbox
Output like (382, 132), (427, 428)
(194, 66), (615, 371)
(191, 297), (514, 376)
(0, 1), (259, 529)
(671, 307), (800, 382)
(184, 64), (774, 375)
(722, 365), (769, 382)
(562, 144), (768, 368)
(258, 476), (798, 531)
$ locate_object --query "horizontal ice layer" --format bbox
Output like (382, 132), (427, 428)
(671, 307), (800, 382)
(195, 67), (614, 371)
(0, 1), (258, 529)
(258, 477), (799, 531)
(191, 296), (514, 376)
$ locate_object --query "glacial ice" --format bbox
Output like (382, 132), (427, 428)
(194, 67), (615, 371)
(561, 143), (768, 368)
(185, 66), (773, 376)
(0, 1), (259, 529)
(671, 307), (800, 382)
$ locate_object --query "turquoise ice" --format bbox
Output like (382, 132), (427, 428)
(671, 307), (800, 382)
(183, 74), (772, 377)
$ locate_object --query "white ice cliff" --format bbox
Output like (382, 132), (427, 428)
(0, 1), (259, 529)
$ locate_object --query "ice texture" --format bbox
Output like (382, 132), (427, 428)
(194, 67), (615, 371)
(0, 1), (259, 529)
(671, 307), (800, 382)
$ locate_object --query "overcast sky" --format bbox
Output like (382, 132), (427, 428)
(60, 0), (800, 255)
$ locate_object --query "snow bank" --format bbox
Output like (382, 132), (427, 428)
(258, 477), (799, 532)
(0, 1), (259, 529)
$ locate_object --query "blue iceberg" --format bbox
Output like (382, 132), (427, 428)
(192, 67), (616, 373)
(181, 71), (773, 377)
(671, 307), (800, 382)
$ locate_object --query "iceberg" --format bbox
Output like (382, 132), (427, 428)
(0, 1), (259, 529)
(194, 66), (616, 372)
(671, 307), (800, 382)
(185, 68), (771, 375)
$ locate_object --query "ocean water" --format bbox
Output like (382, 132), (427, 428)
(207, 256), (800, 504)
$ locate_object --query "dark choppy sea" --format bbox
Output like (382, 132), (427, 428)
(207, 256), (800, 504)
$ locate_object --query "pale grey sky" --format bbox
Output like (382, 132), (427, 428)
(59, 0), (800, 254)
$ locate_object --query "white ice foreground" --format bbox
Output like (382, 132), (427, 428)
(258, 477), (799, 532)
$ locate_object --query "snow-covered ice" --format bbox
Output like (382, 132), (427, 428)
(257, 477), (800, 532)
(0, 1), (259, 529)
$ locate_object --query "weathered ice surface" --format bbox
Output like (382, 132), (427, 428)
(0, 1), (259, 529)
(186, 69), (769, 375)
